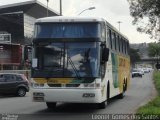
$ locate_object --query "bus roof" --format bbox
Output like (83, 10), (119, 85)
(36, 16), (129, 42)
(36, 16), (105, 23)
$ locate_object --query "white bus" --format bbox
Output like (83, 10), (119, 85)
(31, 16), (130, 109)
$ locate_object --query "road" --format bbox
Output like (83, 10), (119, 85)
(0, 72), (157, 120)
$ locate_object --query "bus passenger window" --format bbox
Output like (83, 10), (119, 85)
(114, 33), (117, 51)
(120, 38), (123, 53)
(102, 23), (106, 41)
(123, 40), (125, 54)
(112, 32), (115, 50)
(117, 35), (120, 52)
(109, 29), (112, 49)
(127, 42), (130, 55)
(125, 41), (127, 54)
(122, 39), (125, 54)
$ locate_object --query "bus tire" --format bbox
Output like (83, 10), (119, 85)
(98, 82), (110, 109)
(107, 82), (110, 103)
(98, 101), (107, 109)
(118, 81), (125, 99)
(46, 102), (56, 109)
(124, 80), (127, 92)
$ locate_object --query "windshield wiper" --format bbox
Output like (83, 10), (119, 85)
(67, 56), (81, 79)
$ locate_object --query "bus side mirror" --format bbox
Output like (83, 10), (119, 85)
(102, 48), (109, 62)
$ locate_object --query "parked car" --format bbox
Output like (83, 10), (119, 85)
(132, 69), (142, 78)
(0, 73), (29, 97)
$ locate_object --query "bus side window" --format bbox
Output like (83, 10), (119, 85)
(117, 35), (120, 53)
(109, 29), (112, 49)
(125, 40), (127, 55)
(101, 23), (106, 41)
(123, 39), (125, 54)
(112, 32), (115, 50)
(120, 38), (123, 53)
(114, 33), (117, 51)
(127, 42), (130, 55)
(123, 40), (125, 54)
(106, 28), (110, 47)
(123, 39), (126, 54)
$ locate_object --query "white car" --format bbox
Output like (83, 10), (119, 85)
(137, 68), (144, 75)
(132, 69), (143, 78)
(143, 68), (150, 73)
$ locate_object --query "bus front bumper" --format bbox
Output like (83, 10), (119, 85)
(32, 88), (103, 103)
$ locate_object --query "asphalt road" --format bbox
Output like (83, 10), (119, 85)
(0, 72), (157, 120)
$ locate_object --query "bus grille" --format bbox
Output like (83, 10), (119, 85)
(47, 84), (80, 87)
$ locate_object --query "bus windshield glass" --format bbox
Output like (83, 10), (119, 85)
(35, 23), (101, 38)
(33, 42), (100, 78)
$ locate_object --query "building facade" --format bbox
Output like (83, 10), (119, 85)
(0, 1), (59, 70)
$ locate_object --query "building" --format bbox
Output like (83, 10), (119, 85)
(0, 0), (59, 70)
(0, 0), (59, 44)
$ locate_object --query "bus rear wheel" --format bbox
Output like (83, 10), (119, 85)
(118, 81), (126, 99)
(46, 102), (56, 109)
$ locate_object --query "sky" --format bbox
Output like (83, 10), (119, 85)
(0, 0), (157, 44)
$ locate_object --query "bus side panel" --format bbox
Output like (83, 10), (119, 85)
(118, 55), (130, 93)
(105, 52), (120, 98)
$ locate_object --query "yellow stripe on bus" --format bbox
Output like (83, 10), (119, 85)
(33, 78), (73, 84)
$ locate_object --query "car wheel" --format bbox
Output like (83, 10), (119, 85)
(17, 88), (26, 97)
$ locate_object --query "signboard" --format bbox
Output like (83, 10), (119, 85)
(0, 34), (11, 43)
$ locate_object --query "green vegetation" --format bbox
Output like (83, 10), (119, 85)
(137, 71), (160, 114)
(148, 43), (160, 59)
(154, 71), (160, 96)
(127, 0), (160, 39)
(130, 48), (141, 66)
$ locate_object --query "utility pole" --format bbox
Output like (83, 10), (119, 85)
(60, 0), (62, 16)
(117, 21), (122, 31)
(46, 0), (49, 17)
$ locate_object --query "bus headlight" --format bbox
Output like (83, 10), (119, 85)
(33, 92), (45, 101)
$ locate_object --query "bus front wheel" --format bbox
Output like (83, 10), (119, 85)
(98, 82), (110, 109)
(46, 102), (56, 109)
(98, 101), (107, 109)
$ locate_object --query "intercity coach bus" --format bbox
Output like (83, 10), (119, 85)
(31, 16), (130, 109)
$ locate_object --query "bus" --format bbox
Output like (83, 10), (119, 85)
(31, 16), (130, 109)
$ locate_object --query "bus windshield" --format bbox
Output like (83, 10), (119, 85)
(33, 42), (100, 78)
(35, 23), (101, 38)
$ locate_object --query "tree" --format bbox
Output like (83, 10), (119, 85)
(148, 42), (160, 69)
(127, 0), (160, 39)
(130, 48), (141, 66)
(148, 42), (160, 59)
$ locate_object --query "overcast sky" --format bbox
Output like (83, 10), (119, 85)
(0, 0), (157, 43)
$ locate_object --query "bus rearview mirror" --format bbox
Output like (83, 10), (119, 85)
(102, 48), (109, 62)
